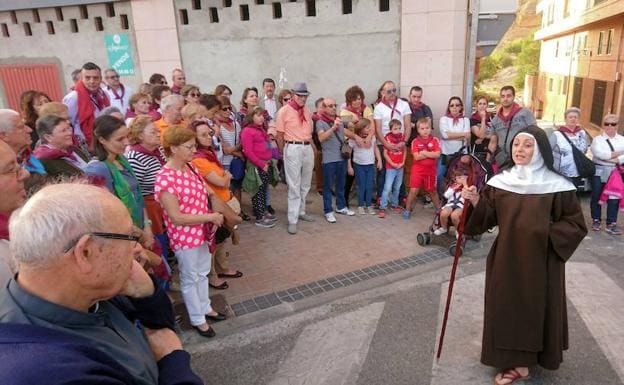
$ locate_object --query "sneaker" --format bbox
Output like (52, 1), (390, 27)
(335, 207), (355, 216)
(298, 213), (315, 222)
(592, 219), (601, 232)
(605, 223), (622, 235)
(357, 207), (366, 215)
(325, 212), (337, 223)
(402, 210), (411, 220)
(255, 218), (276, 228)
(434, 227), (448, 236)
(367, 206), (376, 215)
(392, 205), (403, 214)
(266, 205), (275, 215)
(287, 223), (297, 234)
(264, 212), (277, 221)
(378, 209), (386, 218)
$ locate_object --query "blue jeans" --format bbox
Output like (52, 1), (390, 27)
(375, 145), (385, 200)
(590, 175), (619, 224)
(322, 160), (347, 213)
(436, 157), (447, 196)
(354, 163), (375, 207)
(381, 167), (404, 209)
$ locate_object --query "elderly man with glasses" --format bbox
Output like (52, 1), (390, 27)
(0, 183), (203, 384)
(102, 68), (133, 116)
(276, 82), (316, 234)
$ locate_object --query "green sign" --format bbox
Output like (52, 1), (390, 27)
(105, 33), (135, 76)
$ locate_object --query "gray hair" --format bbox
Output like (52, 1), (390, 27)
(0, 109), (20, 134)
(564, 107), (581, 118)
(100, 106), (123, 117)
(603, 113), (619, 123)
(36, 114), (66, 144)
(160, 94), (184, 111)
(9, 183), (109, 268)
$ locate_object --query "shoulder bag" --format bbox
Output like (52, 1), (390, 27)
(229, 129), (246, 180)
(559, 131), (595, 178)
(334, 129), (352, 160)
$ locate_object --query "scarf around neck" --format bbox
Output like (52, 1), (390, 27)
(345, 103), (365, 118)
(75, 80), (110, 147)
(487, 133), (575, 194)
(558, 125), (582, 135)
(317, 112), (335, 124)
(193, 145), (222, 168)
(445, 112), (465, 126)
(0, 212), (8, 240)
(497, 102), (522, 127)
(33, 144), (77, 161)
(380, 97), (398, 119)
(128, 144), (165, 165)
(470, 111), (491, 125)
(288, 99), (307, 123)
(105, 156), (144, 227)
(109, 84), (126, 102)
(409, 101), (424, 112)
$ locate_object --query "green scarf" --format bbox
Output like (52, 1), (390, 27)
(105, 156), (144, 227)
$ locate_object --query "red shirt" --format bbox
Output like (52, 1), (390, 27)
(411, 136), (440, 175)
(384, 133), (405, 169)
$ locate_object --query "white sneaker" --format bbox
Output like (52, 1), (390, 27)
(434, 227), (448, 236)
(335, 207), (355, 216)
(357, 207), (366, 215)
(367, 206), (376, 215)
(325, 212), (337, 223)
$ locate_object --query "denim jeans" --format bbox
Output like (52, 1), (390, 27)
(436, 157), (447, 196)
(375, 144), (386, 200)
(354, 163), (375, 207)
(590, 175), (619, 224)
(322, 160), (347, 213)
(380, 167), (404, 209)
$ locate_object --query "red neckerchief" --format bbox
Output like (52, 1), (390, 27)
(380, 97), (398, 119)
(109, 84), (125, 101)
(288, 99), (307, 123)
(317, 112), (334, 124)
(33, 144), (77, 161)
(217, 115), (234, 125)
(75, 80), (110, 146)
(345, 102), (365, 118)
(497, 102), (522, 127)
(193, 145), (222, 168)
(171, 84), (182, 94)
(470, 111), (490, 125)
(128, 144), (165, 165)
(559, 125), (582, 135)
(386, 132), (404, 144)
(409, 101), (424, 113)
(445, 112), (464, 125)
(0, 212), (9, 240)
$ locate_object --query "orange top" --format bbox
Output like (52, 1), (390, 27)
(190, 158), (231, 202)
(154, 118), (170, 145)
(275, 104), (313, 142)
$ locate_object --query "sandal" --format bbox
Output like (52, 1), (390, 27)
(494, 368), (530, 385)
(218, 270), (243, 278)
(209, 281), (229, 290)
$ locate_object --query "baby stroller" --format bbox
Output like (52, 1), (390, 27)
(416, 149), (492, 256)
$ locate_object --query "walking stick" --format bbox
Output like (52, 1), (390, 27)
(436, 162), (475, 360)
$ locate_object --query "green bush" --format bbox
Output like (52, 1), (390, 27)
(500, 56), (514, 68)
(504, 39), (523, 55)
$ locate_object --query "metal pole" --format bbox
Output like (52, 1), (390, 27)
(465, 0), (480, 111)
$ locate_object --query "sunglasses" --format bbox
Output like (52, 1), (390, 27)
(189, 93), (200, 97)
(283, 97), (291, 102)
(385, 88), (397, 94)
(221, 106), (232, 111)
(604, 122), (618, 126)
(63, 231), (141, 253)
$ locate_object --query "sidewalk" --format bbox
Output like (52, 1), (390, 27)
(212, 182), (436, 306)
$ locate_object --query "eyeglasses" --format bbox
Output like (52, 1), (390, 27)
(189, 93), (200, 97)
(385, 88), (397, 94)
(449, 104), (462, 107)
(604, 122), (618, 126)
(221, 106), (232, 111)
(159, 80), (168, 85)
(325, 104), (337, 108)
(283, 97), (291, 102)
(107, 75), (120, 80)
(180, 143), (197, 151)
(63, 231), (141, 253)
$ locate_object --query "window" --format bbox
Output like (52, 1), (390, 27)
(380, 0), (390, 12)
(606, 29), (613, 55)
(23, 22), (32, 36)
(562, 76), (569, 95)
(70, 18), (78, 33)
(1, 23), (8, 37)
(598, 31), (605, 54)
(548, 78), (554, 92)
(594, 0), (607, 5)
(223, 0), (232, 7)
(10, 11), (17, 24)
(94, 16), (103, 31)
(32, 9), (41, 23)
(106, 3), (115, 17)
(555, 41), (559, 57)
(120, 14), (129, 29)
(563, 0), (571, 17)
(590, 80), (606, 126)
(306, 0), (316, 17)
(209, 7), (219, 23)
(256, 0), (265, 4)
(240, 4), (250, 21)
(572, 77), (583, 108)
(179, 9), (189, 24)
(192, 0), (201, 9)
(46, 20), (55, 35)
(342, 0), (352, 14)
(79, 5), (88, 19)
(55, 7), (64, 21)
(272, 2), (282, 19)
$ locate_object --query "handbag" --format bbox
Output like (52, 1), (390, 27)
(334, 130), (351, 160)
(560, 131), (595, 178)
(229, 129), (246, 180)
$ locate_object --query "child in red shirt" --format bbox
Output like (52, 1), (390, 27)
(379, 119), (407, 218)
(403, 117), (441, 219)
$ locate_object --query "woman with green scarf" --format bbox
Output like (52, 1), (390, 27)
(85, 115), (155, 249)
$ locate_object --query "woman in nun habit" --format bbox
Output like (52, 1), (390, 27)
(461, 125), (588, 385)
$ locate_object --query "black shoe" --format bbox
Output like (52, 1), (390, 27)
(266, 205), (275, 215)
(209, 281), (229, 290)
(206, 312), (227, 322)
(194, 325), (216, 338)
(241, 212), (251, 221)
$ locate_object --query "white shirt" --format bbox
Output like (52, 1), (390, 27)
(62, 90), (106, 141)
(349, 136), (377, 165)
(439, 116), (471, 155)
(263, 95), (277, 120)
(102, 84), (132, 115)
(590, 132), (624, 182)
(373, 98), (411, 137)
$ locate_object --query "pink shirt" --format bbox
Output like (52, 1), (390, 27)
(155, 165), (214, 252)
(276, 104), (313, 142)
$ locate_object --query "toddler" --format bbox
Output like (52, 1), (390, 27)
(434, 171), (468, 235)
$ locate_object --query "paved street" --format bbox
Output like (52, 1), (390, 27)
(180, 195), (624, 384)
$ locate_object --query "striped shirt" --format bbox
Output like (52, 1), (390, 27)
(125, 150), (163, 196)
(219, 121), (241, 167)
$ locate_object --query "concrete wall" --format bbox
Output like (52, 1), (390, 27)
(174, 0), (401, 106)
(0, 1), (142, 94)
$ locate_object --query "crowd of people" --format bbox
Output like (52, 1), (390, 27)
(0, 61), (621, 384)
